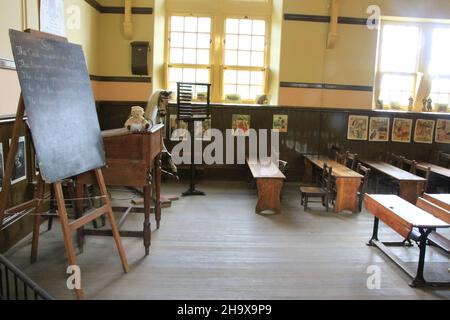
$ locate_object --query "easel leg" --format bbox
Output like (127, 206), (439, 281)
(143, 185), (152, 256)
(31, 176), (46, 264)
(54, 182), (84, 300)
(73, 182), (85, 252)
(94, 169), (129, 273)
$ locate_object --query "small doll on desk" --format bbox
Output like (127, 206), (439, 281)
(125, 106), (151, 133)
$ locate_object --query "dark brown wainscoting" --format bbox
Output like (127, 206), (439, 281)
(0, 117), (43, 253)
(96, 101), (450, 182)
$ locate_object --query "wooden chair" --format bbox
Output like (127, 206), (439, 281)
(437, 151), (450, 169)
(278, 160), (288, 176)
(401, 157), (417, 173)
(334, 151), (346, 165)
(344, 151), (358, 170)
(375, 153), (404, 193)
(300, 164), (334, 212)
(412, 163), (431, 195)
(356, 163), (371, 213)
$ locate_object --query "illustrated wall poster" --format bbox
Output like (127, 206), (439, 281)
(232, 115), (251, 137)
(39, 0), (66, 37)
(273, 115), (288, 133)
(9, 136), (27, 184)
(392, 118), (413, 143)
(369, 117), (390, 142)
(195, 118), (212, 141)
(347, 115), (368, 140)
(414, 119), (435, 144)
(435, 119), (450, 144)
(169, 114), (189, 141)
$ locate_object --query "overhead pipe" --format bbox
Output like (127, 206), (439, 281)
(124, 0), (133, 39)
(327, 0), (340, 49)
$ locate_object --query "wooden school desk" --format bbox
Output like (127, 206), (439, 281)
(304, 155), (363, 213)
(365, 194), (449, 287)
(247, 159), (286, 214)
(361, 160), (426, 204)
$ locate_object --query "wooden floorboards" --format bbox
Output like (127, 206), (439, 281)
(4, 181), (450, 300)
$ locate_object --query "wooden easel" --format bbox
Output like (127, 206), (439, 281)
(0, 30), (129, 300)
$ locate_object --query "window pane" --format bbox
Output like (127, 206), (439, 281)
(184, 17), (198, 32)
(168, 15), (212, 68)
(380, 25), (420, 73)
(198, 17), (211, 32)
(251, 71), (264, 85)
(237, 70), (250, 85)
(250, 85), (263, 99)
(169, 67), (183, 82)
(225, 50), (238, 65)
(430, 78), (450, 106)
(197, 49), (210, 64)
(224, 84), (237, 95)
(238, 51), (251, 66)
(224, 70), (237, 84)
(171, 32), (184, 47)
(251, 36), (265, 51)
(183, 49), (197, 64)
(237, 85), (250, 100)
(170, 48), (183, 63)
(239, 19), (252, 34)
(184, 33), (197, 48)
(225, 34), (238, 50)
(226, 19), (239, 34)
(183, 68), (196, 82)
(251, 51), (264, 67)
(252, 20), (266, 36)
(238, 35), (252, 51)
(225, 18), (266, 68)
(430, 28), (450, 75)
(171, 16), (184, 32)
(196, 69), (209, 83)
(379, 74), (415, 105)
(197, 33), (210, 49)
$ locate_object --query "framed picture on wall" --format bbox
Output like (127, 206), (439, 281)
(169, 114), (189, 141)
(9, 136), (27, 185)
(273, 115), (288, 133)
(194, 118), (212, 141)
(347, 115), (368, 141)
(39, 0), (66, 37)
(435, 119), (450, 144)
(0, 143), (4, 192)
(392, 118), (413, 143)
(232, 115), (251, 137)
(414, 119), (435, 144)
(369, 117), (390, 142)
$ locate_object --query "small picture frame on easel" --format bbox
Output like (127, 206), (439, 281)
(0, 143), (4, 191)
(9, 136), (27, 184)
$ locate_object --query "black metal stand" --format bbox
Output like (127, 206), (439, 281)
(367, 217), (450, 287)
(176, 82), (211, 197)
(182, 121), (205, 197)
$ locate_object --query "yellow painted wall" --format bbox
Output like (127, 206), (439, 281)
(97, 1), (154, 77)
(0, 0), (100, 116)
(279, 0), (450, 109)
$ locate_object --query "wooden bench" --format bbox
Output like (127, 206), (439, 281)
(304, 155), (363, 213)
(247, 159), (286, 214)
(365, 194), (449, 287)
(415, 197), (450, 254)
(362, 160), (426, 204)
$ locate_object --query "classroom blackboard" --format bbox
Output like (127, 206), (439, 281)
(9, 29), (105, 183)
